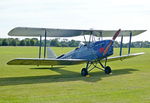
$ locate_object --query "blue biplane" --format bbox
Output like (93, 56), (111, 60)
(7, 27), (146, 76)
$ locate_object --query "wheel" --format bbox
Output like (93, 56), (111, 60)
(81, 68), (88, 76)
(104, 66), (112, 74)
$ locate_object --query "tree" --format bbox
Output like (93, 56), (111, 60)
(11, 39), (17, 46)
(20, 40), (26, 46)
(30, 39), (35, 46)
(50, 39), (61, 47)
(2, 39), (8, 46)
(60, 41), (68, 47)
(25, 38), (30, 46)
(68, 40), (80, 47)
(0, 39), (3, 46)
(32, 38), (39, 46)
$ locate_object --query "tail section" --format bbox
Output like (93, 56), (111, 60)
(47, 48), (57, 58)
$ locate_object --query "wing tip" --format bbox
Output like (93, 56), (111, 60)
(7, 60), (14, 65)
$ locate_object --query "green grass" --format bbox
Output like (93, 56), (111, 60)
(0, 47), (150, 103)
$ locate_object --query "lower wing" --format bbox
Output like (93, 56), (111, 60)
(101, 52), (144, 62)
(7, 58), (87, 65)
(7, 52), (144, 66)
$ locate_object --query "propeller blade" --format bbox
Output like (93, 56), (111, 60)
(103, 29), (121, 55)
(112, 29), (121, 40)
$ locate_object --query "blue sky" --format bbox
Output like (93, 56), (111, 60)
(0, 0), (150, 42)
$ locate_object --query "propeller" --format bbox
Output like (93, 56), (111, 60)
(103, 29), (121, 55)
(112, 29), (121, 40)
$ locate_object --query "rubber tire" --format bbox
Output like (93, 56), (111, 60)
(81, 68), (88, 76)
(104, 66), (112, 74)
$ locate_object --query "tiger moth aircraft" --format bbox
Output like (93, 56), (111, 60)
(7, 27), (146, 76)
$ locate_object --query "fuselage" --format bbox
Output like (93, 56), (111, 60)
(57, 40), (114, 61)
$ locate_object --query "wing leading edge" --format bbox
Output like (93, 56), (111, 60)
(7, 58), (87, 65)
(101, 52), (144, 62)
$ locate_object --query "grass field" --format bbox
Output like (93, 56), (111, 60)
(0, 47), (150, 103)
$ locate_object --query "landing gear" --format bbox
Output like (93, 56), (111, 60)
(81, 68), (88, 76)
(81, 59), (112, 76)
(104, 66), (112, 74)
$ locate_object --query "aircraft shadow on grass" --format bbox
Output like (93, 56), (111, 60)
(0, 67), (138, 86)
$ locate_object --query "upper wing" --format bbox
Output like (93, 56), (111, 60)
(101, 52), (144, 62)
(8, 27), (146, 37)
(7, 58), (87, 65)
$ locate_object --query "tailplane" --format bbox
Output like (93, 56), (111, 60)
(47, 48), (57, 58)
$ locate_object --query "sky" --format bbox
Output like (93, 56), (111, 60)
(0, 0), (150, 42)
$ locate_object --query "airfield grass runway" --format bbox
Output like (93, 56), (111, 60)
(0, 47), (150, 103)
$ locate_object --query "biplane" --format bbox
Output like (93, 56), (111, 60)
(7, 27), (146, 76)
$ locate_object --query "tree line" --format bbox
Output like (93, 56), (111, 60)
(113, 41), (150, 48)
(0, 38), (150, 48)
(0, 38), (80, 47)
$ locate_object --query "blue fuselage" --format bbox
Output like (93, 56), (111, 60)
(58, 40), (114, 61)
